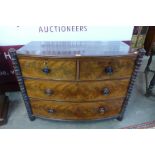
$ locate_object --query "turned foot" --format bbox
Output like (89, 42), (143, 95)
(117, 116), (123, 121)
(29, 116), (36, 121)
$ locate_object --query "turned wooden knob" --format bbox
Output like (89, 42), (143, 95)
(105, 66), (113, 74)
(42, 62), (51, 74)
(99, 107), (105, 113)
(102, 88), (110, 96)
(47, 109), (55, 113)
(42, 66), (51, 74)
(44, 89), (54, 96)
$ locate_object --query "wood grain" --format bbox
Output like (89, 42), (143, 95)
(18, 57), (76, 80)
(24, 79), (130, 101)
(15, 41), (138, 121)
(30, 98), (123, 120)
(80, 57), (136, 80)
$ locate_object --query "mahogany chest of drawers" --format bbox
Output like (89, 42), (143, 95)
(10, 41), (144, 121)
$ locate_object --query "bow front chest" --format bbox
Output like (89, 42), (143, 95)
(10, 41), (144, 121)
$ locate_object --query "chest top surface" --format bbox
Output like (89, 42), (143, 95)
(17, 41), (134, 57)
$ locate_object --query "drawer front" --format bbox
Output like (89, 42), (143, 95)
(18, 57), (76, 80)
(80, 57), (136, 80)
(25, 79), (130, 101)
(30, 99), (123, 120)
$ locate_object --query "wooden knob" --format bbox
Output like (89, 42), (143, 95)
(42, 66), (51, 74)
(99, 107), (105, 113)
(102, 88), (110, 96)
(47, 109), (55, 113)
(105, 66), (113, 74)
(44, 89), (54, 96)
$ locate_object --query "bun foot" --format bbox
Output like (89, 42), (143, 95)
(117, 116), (123, 121)
(29, 116), (36, 121)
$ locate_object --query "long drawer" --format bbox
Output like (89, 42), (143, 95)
(80, 57), (136, 80)
(18, 57), (76, 80)
(24, 79), (130, 101)
(30, 98), (123, 120)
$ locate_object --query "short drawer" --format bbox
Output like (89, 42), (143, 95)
(24, 79), (130, 101)
(80, 57), (136, 80)
(30, 98), (123, 120)
(18, 57), (76, 80)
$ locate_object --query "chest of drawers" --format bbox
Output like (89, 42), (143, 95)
(10, 41), (144, 121)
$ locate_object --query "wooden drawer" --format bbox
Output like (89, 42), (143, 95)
(30, 98), (123, 120)
(25, 79), (130, 101)
(80, 57), (136, 80)
(18, 57), (76, 80)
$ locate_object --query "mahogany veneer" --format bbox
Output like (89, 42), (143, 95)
(10, 41), (144, 121)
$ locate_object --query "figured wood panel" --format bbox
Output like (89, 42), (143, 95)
(24, 79), (130, 101)
(80, 57), (136, 80)
(30, 98), (123, 120)
(18, 57), (76, 80)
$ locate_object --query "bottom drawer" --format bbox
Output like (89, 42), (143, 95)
(30, 98), (124, 120)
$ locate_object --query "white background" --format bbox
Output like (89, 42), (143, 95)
(0, 26), (133, 45)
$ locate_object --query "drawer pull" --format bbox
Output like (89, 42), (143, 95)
(99, 107), (105, 113)
(102, 88), (110, 96)
(42, 62), (51, 74)
(42, 66), (51, 74)
(44, 89), (54, 96)
(105, 66), (113, 75)
(47, 108), (55, 113)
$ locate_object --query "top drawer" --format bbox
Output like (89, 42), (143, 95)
(18, 57), (76, 80)
(80, 56), (136, 80)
